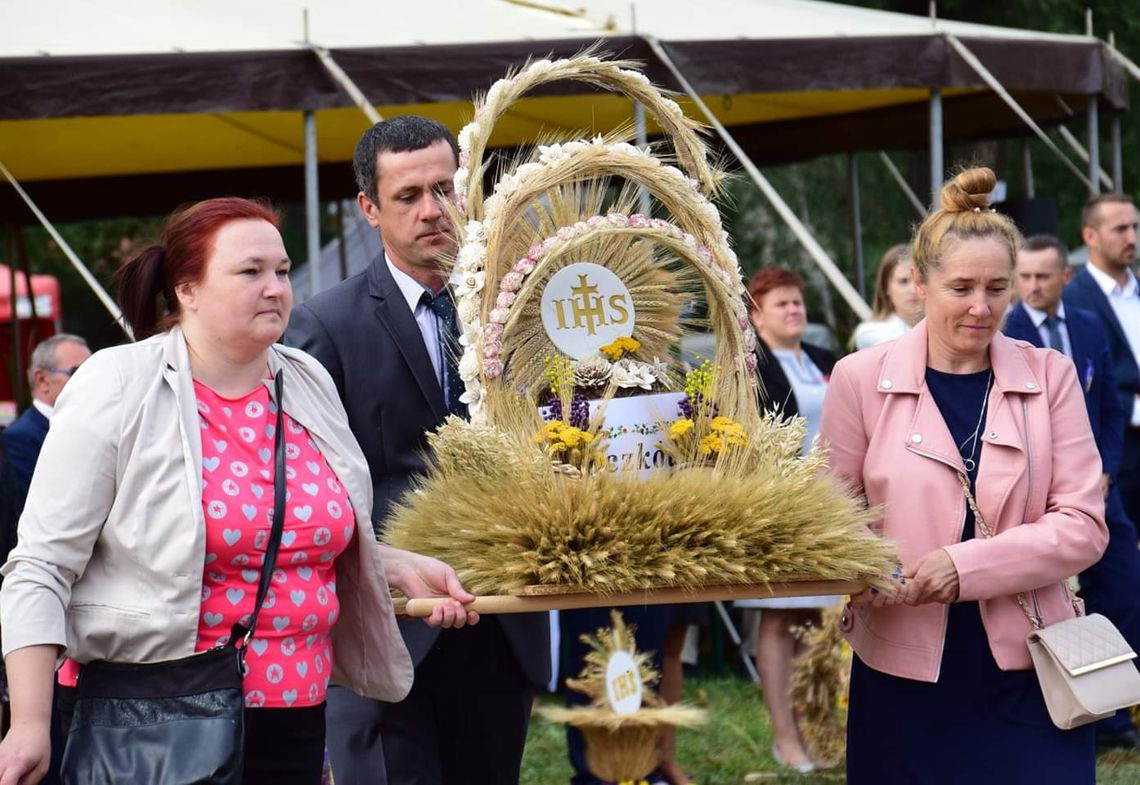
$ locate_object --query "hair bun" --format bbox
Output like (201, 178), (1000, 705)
(939, 167), (997, 213)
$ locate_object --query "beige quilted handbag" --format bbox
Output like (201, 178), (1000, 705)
(961, 475), (1140, 729)
(1026, 612), (1140, 729)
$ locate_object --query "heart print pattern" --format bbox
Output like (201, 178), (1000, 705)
(193, 380), (354, 709)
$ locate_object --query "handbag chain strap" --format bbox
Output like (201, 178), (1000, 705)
(956, 472), (1047, 631)
(229, 369), (287, 650)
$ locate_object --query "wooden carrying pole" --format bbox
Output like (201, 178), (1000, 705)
(394, 580), (865, 617)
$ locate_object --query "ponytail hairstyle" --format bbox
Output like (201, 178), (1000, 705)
(911, 167), (1021, 280)
(116, 197), (280, 339)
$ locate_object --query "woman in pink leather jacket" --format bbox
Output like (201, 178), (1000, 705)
(820, 168), (1107, 784)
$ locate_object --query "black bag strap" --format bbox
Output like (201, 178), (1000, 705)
(230, 369), (287, 650)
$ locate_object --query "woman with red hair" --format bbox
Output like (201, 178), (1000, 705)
(0, 198), (475, 785)
(739, 265), (839, 773)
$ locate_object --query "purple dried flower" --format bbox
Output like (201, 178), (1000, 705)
(544, 395), (563, 423)
(570, 391), (590, 430)
(678, 396), (693, 419)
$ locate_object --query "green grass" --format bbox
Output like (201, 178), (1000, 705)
(521, 675), (1140, 784)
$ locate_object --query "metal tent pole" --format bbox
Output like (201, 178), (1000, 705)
(1112, 114), (1123, 194)
(7, 230), (23, 404)
(304, 111), (321, 298)
(878, 152), (926, 217)
(1023, 142), (1035, 199)
(849, 154), (865, 299)
(945, 34), (1093, 191)
(0, 161), (130, 339)
(643, 36), (871, 320)
(311, 46), (383, 125)
(713, 601), (759, 685)
(930, 88), (943, 204)
(1088, 96), (1101, 196)
(632, 3), (651, 215)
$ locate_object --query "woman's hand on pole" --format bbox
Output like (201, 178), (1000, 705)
(378, 545), (480, 628)
(900, 549), (961, 605)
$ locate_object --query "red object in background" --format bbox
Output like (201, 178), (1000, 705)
(0, 263), (62, 409)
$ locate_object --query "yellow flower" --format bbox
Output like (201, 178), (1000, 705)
(724, 425), (749, 447)
(599, 336), (641, 361)
(669, 418), (695, 440)
(559, 428), (584, 448)
(710, 415), (735, 433)
(537, 421), (564, 443)
(580, 431), (595, 444)
(599, 341), (624, 360)
(698, 434), (724, 456)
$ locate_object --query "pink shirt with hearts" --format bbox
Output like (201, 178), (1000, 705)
(194, 380), (355, 709)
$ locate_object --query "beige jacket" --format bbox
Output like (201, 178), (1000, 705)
(0, 327), (413, 701)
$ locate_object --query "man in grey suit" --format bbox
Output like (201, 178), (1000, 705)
(286, 116), (550, 785)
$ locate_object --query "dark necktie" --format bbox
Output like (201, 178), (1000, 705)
(1044, 315), (1068, 357)
(421, 289), (469, 419)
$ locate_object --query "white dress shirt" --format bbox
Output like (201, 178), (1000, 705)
(32, 398), (54, 421)
(852, 313), (909, 351)
(385, 255), (444, 388)
(1020, 302), (1073, 358)
(1086, 262), (1140, 426)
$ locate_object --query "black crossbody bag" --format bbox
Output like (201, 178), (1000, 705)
(61, 370), (287, 785)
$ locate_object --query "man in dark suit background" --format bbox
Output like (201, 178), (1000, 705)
(1065, 194), (1140, 528)
(1006, 234), (1140, 750)
(2, 334), (90, 517)
(1, 332), (89, 785)
(285, 116), (550, 785)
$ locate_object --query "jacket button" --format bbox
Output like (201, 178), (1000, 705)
(911, 433), (922, 443)
(1025, 381), (1036, 389)
(881, 379), (893, 389)
(988, 431), (998, 439)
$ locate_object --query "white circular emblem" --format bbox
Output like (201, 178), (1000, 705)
(604, 650), (643, 716)
(540, 263), (636, 360)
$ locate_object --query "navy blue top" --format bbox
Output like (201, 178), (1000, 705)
(845, 367), (1094, 784)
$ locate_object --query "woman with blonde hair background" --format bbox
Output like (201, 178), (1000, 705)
(850, 244), (923, 350)
(0, 197), (475, 785)
(820, 168), (1107, 783)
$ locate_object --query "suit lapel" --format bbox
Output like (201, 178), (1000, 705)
(1066, 309), (1090, 366)
(1004, 304), (1044, 348)
(367, 256), (448, 422)
(1073, 270), (1128, 350)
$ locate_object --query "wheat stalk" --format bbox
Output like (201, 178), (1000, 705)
(459, 50), (719, 217)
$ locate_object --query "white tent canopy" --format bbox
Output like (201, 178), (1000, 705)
(0, 0), (1097, 56)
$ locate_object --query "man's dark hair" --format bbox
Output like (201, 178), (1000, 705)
(353, 116), (459, 203)
(1081, 193), (1134, 230)
(1020, 234), (1069, 269)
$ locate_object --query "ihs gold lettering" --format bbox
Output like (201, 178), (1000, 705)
(551, 274), (631, 334)
(610, 669), (638, 701)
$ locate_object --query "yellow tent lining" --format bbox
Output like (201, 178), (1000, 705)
(3, 87), (979, 182)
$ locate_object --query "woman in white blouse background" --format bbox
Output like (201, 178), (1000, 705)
(851, 244), (923, 350)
